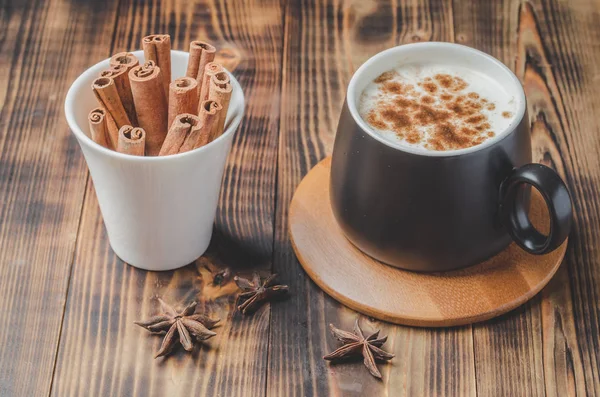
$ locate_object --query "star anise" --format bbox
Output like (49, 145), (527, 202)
(234, 273), (289, 314)
(135, 299), (219, 358)
(323, 319), (395, 379)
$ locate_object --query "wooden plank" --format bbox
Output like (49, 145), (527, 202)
(453, 2), (549, 396)
(455, 0), (599, 395)
(523, 0), (600, 394)
(270, 0), (476, 395)
(453, 2), (546, 395)
(50, 0), (284, 395)
(0, 0), (119, 395)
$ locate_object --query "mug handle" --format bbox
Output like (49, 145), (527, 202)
(499, 163), (573, 254)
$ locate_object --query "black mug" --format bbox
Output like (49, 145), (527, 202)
(330, 42), (573, 272)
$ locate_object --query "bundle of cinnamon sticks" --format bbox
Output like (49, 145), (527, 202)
(88, 35), (232, 157)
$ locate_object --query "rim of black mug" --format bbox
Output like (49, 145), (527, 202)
(346, 42), (527, 158)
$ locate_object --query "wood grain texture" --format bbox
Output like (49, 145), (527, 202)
(289, 157), (567, 327)
(453, 2), (547, 395)
(50, 0), (283, 396)
(0, 0), (119, 395)
(269, 0), (476, 395)
(455, 0), (599, 396)
(0, 0), (598, 395)
(526, 0), (600, 394)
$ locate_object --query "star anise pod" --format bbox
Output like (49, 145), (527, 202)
(323, 319), (394, 379)
(135, 299), (219, 358)
(234, 273), (289, 314)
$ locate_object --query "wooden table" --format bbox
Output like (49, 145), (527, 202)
(1, 0), (599, 395)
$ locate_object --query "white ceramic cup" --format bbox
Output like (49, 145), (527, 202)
(65, 50), (245, 271)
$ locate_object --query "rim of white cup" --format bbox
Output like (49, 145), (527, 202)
(64, 50), (245, 162)
(346, 42), (527, 157)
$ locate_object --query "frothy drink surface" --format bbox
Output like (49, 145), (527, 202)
(359, 64), (518, 151)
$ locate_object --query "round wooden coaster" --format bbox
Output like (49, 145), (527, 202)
(289, 157), (567, 327)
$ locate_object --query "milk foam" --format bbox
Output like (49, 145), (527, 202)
(359, 63), (519, 151)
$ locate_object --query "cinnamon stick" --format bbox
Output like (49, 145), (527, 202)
(100, 64), (137, 125)
(129, 61), (169, 156)
(179, 100), (221, 152)
(186, 41), (216, 78)
(208, 75), (232, 139)
(196, 70), (228, 115)
(110, 52), (139, 71)
(88, 108), (110, 148)
(142, 34), (171, 97)
(198, 62), (224, 102)
(211, 70), (230, 88)
(117, 125), (146, 156)
(92, 76), (131, 131)
(186, 41), (216, 95)
(159, 114), (202, 156)
(105, 113), (120, 149)
(168, 77), (199, 129)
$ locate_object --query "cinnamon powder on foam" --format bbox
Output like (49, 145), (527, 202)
(363, 71), (506, 151)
